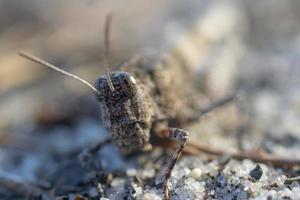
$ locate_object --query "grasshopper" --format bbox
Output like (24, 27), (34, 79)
(19, 14), (235, 200)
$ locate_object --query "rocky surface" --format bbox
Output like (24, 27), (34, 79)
(0, 0), (300, 199)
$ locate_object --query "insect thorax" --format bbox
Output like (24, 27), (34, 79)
(120, 54), (201, 127)
(95, 71), (154, 154)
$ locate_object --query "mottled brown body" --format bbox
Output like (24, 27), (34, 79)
(120, 54), (200, 127)
(95, 71), (154, 154)
(94, 54), (200, 154)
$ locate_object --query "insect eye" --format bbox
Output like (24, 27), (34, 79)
(128, 76), (136, 84)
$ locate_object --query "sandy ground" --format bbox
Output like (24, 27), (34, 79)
(0, 1), (300, 199)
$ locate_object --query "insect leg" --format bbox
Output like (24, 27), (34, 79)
(78, 137), (112, 171)
(185, 92), (237, 124)
(160, 128), (189, 200)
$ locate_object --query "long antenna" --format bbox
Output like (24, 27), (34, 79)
(103, 13), (115, 92)
(19, 51), (101, 96)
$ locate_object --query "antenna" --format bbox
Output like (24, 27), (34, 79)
(19, 51), (101, 96)
(103, 13), (115, 92)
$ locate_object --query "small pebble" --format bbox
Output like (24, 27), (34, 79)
(190, 168), (202, 180)
(141, 168), (155, 179)
(206, 162), (218, 177)
(88, 187), (99, 198)
(251, 182), (263, 195)
(142, 193), (162, 200)
(250, 165), (263, 181)
(290, 181), (300, 189)
(126, 168), (137, 177)
(110, 178), (125, 187)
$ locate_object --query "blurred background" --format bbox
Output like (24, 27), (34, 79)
(1, 0), (300, 199)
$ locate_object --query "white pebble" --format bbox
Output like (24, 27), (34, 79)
(142, 193), (162, 200)
(190, 168), (202, 180)
(251, 182), (263, 195)
(141, 168), (155, 179)
(126, 168), (137, 177)
(110, 178), (125, 187)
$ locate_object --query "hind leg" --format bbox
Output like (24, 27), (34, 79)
(160, 128), (189, 200)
